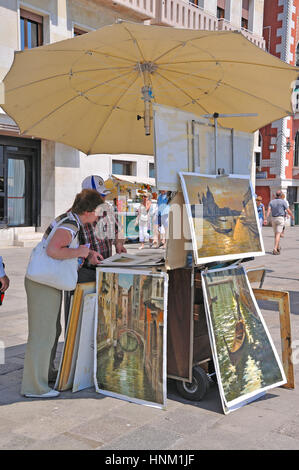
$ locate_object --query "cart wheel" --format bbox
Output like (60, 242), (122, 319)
(176, 365), (210, 401)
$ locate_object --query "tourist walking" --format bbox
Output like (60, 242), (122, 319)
(256, 196), (266, 228)
(280, 193), (289, 238)
(266, 190), (294, 255)
(136, 193), (151, 250)
(0, 256), (9, 293)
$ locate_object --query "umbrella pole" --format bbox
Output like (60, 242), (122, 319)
(140, 63), (155, 136)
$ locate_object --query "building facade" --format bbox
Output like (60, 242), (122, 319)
(0, 0), (265, 246)
(257, 0), (299, 222)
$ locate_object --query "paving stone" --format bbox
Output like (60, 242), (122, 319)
(99, 424), (182, 450)
(26, 432), (103, 450)
(68, 414), (140, 444)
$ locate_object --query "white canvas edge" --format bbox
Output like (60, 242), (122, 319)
(72, 293), (97, 393)
(99, 253), (147, 266)
(201, 265), (286, 414)
(179, 172), (265, 265)
(94, 267), (168, 410)
(54, 295), (74, 391)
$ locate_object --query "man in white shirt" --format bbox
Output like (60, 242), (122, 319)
(0, 256), (9, 292)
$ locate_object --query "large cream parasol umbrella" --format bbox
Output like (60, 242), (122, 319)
(2, 20), (299, 155)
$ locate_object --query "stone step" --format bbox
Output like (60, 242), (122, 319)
(14, 232), (43, 241)
(14, 239), (42, 247)
(14, 232), (43, 247)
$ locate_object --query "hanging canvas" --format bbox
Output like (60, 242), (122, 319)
(179, 172), (264, 265)
(94, 267), (168, 409)
(201, 266), (286, 414)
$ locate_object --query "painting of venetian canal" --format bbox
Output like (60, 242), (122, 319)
(202, 266), (286, 413)
(179, 173), (264, 264)
(94, 267), (168, 408)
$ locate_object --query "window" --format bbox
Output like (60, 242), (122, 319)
(0, 137), (41, 227)
(20, 9), (43, 50)
(294, 132), (299, 167)
(74, 27), (88, 36)
(255, 152), (261, 170)
(242, 0), (249, 30)
(217, 0), (225, 19)
(149, 162), (155, 178)
(112, 160), (133, 176)
(296, 43), (299, 67)
(217, 7), (225, 19)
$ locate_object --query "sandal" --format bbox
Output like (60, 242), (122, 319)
(273, 249), (279, 255)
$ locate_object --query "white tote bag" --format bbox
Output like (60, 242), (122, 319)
(26, 217), (79, 291)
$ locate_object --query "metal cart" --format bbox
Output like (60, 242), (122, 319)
(167, 267), (214, 401)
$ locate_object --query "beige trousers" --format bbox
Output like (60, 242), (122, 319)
(21, 277), (62, 395)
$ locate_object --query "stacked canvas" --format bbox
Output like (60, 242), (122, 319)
(55, 282), (96, 392)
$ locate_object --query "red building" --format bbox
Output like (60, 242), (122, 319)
(257, 0), (299, 222)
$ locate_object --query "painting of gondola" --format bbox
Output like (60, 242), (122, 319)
(179, 172), (264, 265)
(94, 267), (168, 409)
(201, 266), (286, 414)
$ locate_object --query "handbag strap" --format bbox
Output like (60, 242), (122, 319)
(43, 213), (80, 246)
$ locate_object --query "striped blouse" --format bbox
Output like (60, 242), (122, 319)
(43, 212), (80, 242)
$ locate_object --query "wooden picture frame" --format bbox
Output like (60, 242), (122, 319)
(253, 288), (294, 389)
(55, 282), (96, 391)
(179, 172), (265, 266)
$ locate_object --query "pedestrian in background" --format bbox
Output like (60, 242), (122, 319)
(150, 192), (159, 248)
(0, 256), (9, 294)
(266, 190), (294, 255)
(157, 190), (172, 248)
(256, 196), (266, 228)
(136, 192), (151, 250)
(280, 193), (289, 238)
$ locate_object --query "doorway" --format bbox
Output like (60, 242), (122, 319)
(0, 136), (40, 227)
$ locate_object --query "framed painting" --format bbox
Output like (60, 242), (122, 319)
(179, 172), (264, 265)
(94, 267), (168, 409)
(201, 266), (286, 414)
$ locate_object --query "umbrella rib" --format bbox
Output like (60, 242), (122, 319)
(86, 73), (140, 155)
(157, 58), (299, 72)
(157, 67), (293, 114)
(6, 66), (133, 93)
(157, 66), (224, 88)
(22, 70), (135, 135)
(154, 70), (211, 114)
(123, 25), (145, 63)
(200, 75), (293, 113)
(152, 31), (230, 63)
(27, 47), (137, 65)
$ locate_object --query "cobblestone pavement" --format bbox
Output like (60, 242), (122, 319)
(0, 226), (298, 450)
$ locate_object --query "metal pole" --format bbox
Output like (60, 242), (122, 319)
(201, 112), (258, 174)
(214, 113), (218, 172)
